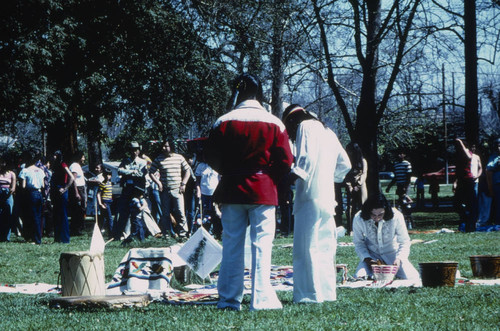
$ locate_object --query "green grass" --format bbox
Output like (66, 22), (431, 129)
(1, 218), (499, 330)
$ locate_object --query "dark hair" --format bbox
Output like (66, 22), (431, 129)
(54, 150), (63, 163)
(72, 151), (84, 163)
(22, 149), (41, 166)
(346, 142), (364, 170)
(166, 139), (176, 153)
(228, 73), (264, 110)
(360, 193), (394, 220)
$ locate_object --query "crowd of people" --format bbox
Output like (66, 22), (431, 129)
(0, 140), (223, 246)
(1, 72), (499, 312)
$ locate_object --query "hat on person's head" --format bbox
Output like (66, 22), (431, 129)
(282, 104), (306, 122)
(129, 141), (140, 149)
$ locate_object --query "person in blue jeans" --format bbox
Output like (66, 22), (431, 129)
(0, 156), (16, 242)
(113, 141), (148, 240)
(487, 138), (500, 225)
(50, 150), (75, 244)
(18, 152), (46, 244)
(122, 186), (147, 244)
(147, 171), (163, 224)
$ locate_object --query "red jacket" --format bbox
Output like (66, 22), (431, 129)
(205, 100), (293, 205)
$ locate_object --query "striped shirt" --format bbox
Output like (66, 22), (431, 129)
(98, 181), (113, 201)
(150, 153), (190, 190)
(394, 160), (412, 184)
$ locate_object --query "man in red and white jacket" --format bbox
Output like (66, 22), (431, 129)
(205, 73), (293, 311)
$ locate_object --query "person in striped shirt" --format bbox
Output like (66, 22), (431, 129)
(386, 151), (412, 199)
(149, 140), (191, 239)
(97, 169), (113, 237)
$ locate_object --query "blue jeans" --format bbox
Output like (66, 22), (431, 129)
(26, 189), (43, 244)
(99, 200), (114, 236)
(494, 184), (500, 225)
(148, 187), (162, 223)
(112, 186), (133, 240)
(128, 210), (145, 241)
(52, 187), (70, 243)
(159, 189), (187, 237)
(0, 192), (13, 242)
(185, 190), (196, 234)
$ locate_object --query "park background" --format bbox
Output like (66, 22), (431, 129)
(1, 0), (500, 192)
(1, 1), (499, 329)
(0, 181), (498, 329)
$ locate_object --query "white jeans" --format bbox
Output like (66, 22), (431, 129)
(217, 204), (282, 311)
(293, 200), (337, 303)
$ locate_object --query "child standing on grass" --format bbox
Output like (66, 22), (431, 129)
(122, 186), (162, 241)
(122, 186), (148, 245)
(97, 169), (113, 238)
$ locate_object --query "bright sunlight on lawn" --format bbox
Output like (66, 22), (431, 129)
(0, 198), (498, 330)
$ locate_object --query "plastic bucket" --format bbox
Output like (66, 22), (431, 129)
(469, 255), (500, 279)
(419, 262), (458, 287)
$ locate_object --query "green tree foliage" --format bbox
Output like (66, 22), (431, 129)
(0, 0), (230, 164)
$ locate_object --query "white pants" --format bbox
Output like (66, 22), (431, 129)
(217, 204), (282, 311)
(293, 200), (337, 303)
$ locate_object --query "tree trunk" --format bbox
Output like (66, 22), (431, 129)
(86, 105), (103, 171)
(354, 0), (381, 195)
(46, 117), (77, 160)
(270, 3), (285, 118)
(464, 0), (479, 145)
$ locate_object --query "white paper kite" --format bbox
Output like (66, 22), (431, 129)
(89, 222), (106, 253)
(177, 227), (222, 279)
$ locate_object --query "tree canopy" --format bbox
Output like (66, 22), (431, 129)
(1, 0), (500, 179)
(1, 0), (230, 165)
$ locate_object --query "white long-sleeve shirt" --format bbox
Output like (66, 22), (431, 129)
(291, 119), (351, 215)
(352, 208), (411, 263)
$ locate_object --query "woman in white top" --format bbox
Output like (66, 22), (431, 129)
(352, 193), (420, 282)
(69, 151), (87, 236)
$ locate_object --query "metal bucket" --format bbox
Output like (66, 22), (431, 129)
(419, 262), (458, 287)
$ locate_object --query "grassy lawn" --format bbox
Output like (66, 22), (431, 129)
(1, 199), (499, 329)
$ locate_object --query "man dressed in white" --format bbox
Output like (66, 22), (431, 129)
(282, 104), (351, 303)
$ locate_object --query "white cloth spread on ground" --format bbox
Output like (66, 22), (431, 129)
(2, 267), (499, 296)
(107, 247), (184, 295)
